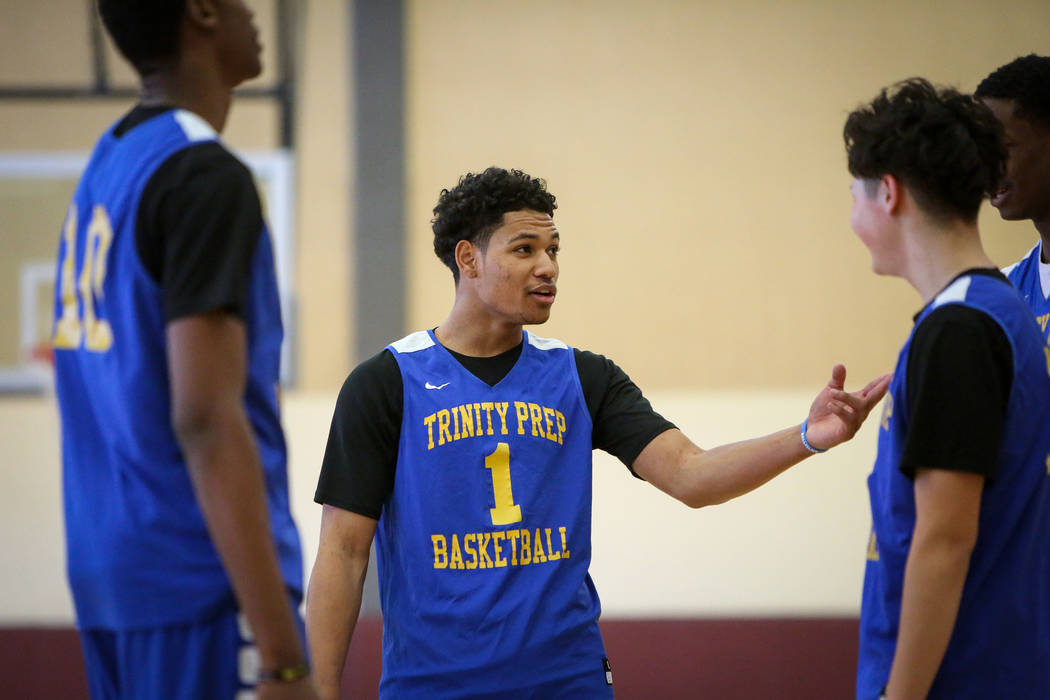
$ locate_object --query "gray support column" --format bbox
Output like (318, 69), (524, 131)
(349, 0), (406, 618)
(352, 0), (406, 360)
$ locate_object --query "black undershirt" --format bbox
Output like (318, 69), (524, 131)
(898, 269), (1013, 480)
(116, 105), (264, 322)
(315, 341), (677, 520)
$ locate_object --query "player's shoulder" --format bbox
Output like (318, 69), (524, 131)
(337, 348), (402, 404)
(524, 330), (569, 352)
(144, 137), (255, 207)
(142, 110), (249, 183)
(1002, 242), (1041, 280)
(346, 347), (400, 382)
(929, 269), (1011, 308)
(570, 345), (615, 369)
(918, 277), (1014, 350)
(163, 139), (250, 181)
(388, 330), (436, 355)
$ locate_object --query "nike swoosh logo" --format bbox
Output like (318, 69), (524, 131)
(425, 381), (450, 390)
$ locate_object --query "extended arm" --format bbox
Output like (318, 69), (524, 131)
(168, 313), (313, 696)
(306, 506), (377, 700)
(634, 365), (890, 507)
(885, 469), (983, 699)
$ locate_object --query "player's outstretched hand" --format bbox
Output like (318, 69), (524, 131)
(803, 364), (891, 451)
(258, 677), (322, 700)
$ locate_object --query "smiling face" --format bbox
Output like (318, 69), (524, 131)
(849, 177), (902, 276)
(981, 97), (1050, 226)
(469, 210), (560, 326)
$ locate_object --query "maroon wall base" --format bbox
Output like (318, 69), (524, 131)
(1, 618), (858, 699)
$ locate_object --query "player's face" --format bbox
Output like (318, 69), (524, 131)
(982, 97), (1050, 224)
(473, 210), (560, 326)
(216, 0), (263, 86)
(849, 178), (899, 276)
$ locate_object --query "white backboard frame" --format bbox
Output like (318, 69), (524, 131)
(0, 149), (297, 393)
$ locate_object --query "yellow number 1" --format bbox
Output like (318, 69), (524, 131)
(52, 204), (114, 352)
(485, 442), (522, 526)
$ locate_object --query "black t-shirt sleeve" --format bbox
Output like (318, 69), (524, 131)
(574, 348), (676, 474)
(899, 304), (1012, 480)
(136, 142), (264, 322)
(314, 350), (403, 519)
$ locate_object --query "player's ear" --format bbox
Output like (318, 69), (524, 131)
(455, 240), (479, 280)
(879, 174), (901, 214)
(185, 0), (220, 31)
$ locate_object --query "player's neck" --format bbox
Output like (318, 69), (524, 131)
(436, 304), (524, 358)
(139, 61), (233, 134)
(903, 221), (995, 303)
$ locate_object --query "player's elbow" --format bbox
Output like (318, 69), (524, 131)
(171, 395), (237, 453)
(672, 482), (724, 509)
(681, 492), (725, 509)
(915, 519), (979, 557)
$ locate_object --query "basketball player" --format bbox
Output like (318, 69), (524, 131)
(306, 167), (890, 698)
(975, 55), (1050, 339)
(53, 1), (316, 697)
(846, 79), (1050, 698)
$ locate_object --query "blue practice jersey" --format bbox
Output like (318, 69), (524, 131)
(1004, 242), (1050, 341)
(378, 329), (613, 698)
(53, 109), (302, 630)
(858, 273), (1050, 698)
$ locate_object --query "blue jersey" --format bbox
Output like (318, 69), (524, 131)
(858, 273), (1050, 698)
(53, 109), (302, 630)
(1004, 242), (1050, 341)
(378, 329), (612, 698)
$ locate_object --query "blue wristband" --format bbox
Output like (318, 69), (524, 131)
(800, 418), (827, 454)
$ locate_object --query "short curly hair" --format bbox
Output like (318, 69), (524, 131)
(431, 167), (557, 281)
(976, 54), (1050, 127)
(844, 78), (1006, 223)
(97, 0), (185, 77)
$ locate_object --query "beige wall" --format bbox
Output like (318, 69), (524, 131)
(3, 1), (1050, 623)
(405, 0), (1045, 390)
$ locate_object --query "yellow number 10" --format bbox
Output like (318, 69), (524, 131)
(485, 442), (522, 526)
(53, 204), (114, 352)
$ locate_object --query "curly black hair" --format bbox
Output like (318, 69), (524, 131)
(431, 167), (557, 281)
(844, 78), (1006, 223)
(976, 54), (1050, 127)
(97, 0), (184, 77)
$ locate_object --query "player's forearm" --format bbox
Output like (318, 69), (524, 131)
(178, 408), (306, 671)
(885, 526), (974, 699)
(675, 426), (810, 507)
(306, 547), (369, 700)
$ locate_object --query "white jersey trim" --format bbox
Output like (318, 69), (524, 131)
(174, 110), (218, 142)
(526, 331), (568, 351)
(1038, 246), (1050, 301)
(390, 330), (435, 354)
(933, 276), (972, 308)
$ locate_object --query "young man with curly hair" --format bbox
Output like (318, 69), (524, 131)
(306, 167), (890, 698)
(846, 79), (1050, 699)
(976, 55), (1050, 338)
(54, 1), (316, 697)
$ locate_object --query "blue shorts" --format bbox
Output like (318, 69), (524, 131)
(79, 601), (306, 700)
